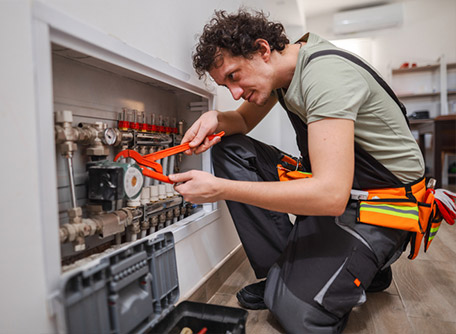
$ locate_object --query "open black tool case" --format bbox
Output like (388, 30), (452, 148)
(58, 232), (248, 333)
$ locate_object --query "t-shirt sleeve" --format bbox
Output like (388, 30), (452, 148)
(302, 57), (370, 123)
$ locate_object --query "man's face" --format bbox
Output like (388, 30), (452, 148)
(208, 49), (274, 106)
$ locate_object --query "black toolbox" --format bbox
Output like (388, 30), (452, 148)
(57, 232), (248, 334)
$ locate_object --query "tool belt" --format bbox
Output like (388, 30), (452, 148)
(277, 154), (446, 260)
(355, 177), (437, 260)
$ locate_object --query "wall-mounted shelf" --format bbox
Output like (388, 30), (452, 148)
(392, 64), (439, 74)
(392, 62), (456, 74)
(391, 55), (455, 117)
(397, 92), (440, 99)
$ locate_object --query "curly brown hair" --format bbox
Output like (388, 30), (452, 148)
(192, 9), (289, 79)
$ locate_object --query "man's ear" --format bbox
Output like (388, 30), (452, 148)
(254, 39), (271, 61)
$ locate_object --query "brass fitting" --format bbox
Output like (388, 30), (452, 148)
(150, 215), (159, 228)
(83, 122), (110, 156)
(55, 110), (79, 157)
(55, 110), (110, 157)
(173, 207), (180, 219)
(141, 220), (150, 231)
(129, 221), (141, 235)
(68, 207), (83, 224)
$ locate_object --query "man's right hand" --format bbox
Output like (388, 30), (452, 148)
(181, 110), (221, 155)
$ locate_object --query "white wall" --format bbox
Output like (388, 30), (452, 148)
(306, 0), (456, 78)
(0, 2), (54, 333)
(41, 0), (240, 76)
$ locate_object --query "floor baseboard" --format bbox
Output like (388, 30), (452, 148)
(187, 245), (247, 303)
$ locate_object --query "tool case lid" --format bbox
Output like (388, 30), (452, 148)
(57, 232), (179, 334)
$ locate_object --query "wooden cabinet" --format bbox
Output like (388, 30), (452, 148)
(410, 116), (456, 187)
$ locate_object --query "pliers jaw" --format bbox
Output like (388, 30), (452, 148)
(114, 149), (170, 183)
(113, 131), (224, 184)
(114, 150), (163, 173)
(139, 166), (171, 183)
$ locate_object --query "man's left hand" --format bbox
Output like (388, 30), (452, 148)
(169, 170), (223, 204)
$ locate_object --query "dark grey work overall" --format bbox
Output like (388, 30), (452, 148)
(211, 50), (414, 333)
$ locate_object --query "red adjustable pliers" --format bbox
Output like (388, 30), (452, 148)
(114, 131), (225, 184)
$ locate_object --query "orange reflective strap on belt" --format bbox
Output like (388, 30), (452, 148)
(407, 185), (437, 259)
(358, 178), (427, 232)
(419, 188), (440, 254)
(355, 177), (440, 260)
(358, 200), (422, 232)
(424, 214), (442, 252)
(360, 177), (427, 200)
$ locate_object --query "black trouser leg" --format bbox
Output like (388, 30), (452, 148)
(211, 134), (294, 278)
(264, 215), (380, 334)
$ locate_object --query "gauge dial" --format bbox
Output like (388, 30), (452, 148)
(123, 165), (144, 199)
(103, 128), (117, 146)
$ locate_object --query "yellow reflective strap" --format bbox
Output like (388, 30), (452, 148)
(360, 203), (418, 220)
(363, 207), (418, 220)
(430, 226), (440, 233)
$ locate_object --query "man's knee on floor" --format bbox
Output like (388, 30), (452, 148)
(264, 265), (349, 333)
(266, 289), (348, 334)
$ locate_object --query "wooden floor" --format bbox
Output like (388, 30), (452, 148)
(206, 222), (456, 333)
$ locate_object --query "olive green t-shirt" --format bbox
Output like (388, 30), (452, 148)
(280, 33), (424, 183)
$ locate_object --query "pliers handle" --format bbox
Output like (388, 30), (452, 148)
(114, 131), (225, 184)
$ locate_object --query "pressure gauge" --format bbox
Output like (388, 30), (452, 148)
(103, 128), (118, 146)
(123, 165), (144, 199)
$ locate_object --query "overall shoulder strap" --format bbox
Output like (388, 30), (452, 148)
(275, 51), (404, 188)
(276, 88), (312, 171)
(305, 49), (409, 127)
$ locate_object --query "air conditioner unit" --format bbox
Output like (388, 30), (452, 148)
(333, 3), (403, 35)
